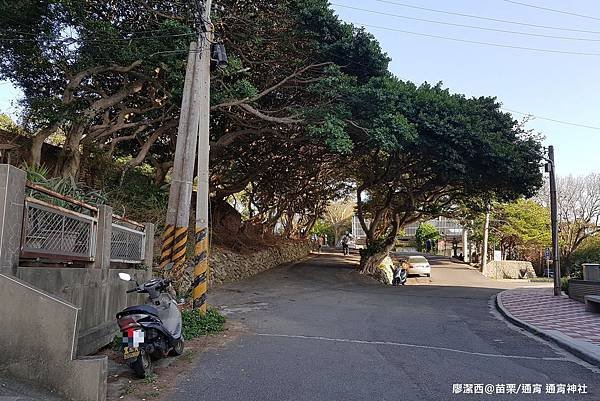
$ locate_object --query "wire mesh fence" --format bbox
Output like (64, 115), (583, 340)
(22, 200), (95, 259)
(110, 223), (145, 263)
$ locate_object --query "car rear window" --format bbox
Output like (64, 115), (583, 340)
(408, 256), (428, 263)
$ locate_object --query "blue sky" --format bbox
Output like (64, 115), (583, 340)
(1, 0), (599, 176)
(329, 0), (600, 176)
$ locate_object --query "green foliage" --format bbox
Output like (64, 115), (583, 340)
(0, 113), (20, 132)
(310, 219), (335, 245)
(2, 0), (545, 261)
(181, 308), (226, 339)
(462, 199), (550, 262)
(496, 199), (551, 250)
(104, 169), (169, 228)
(111, 334), (122, 351)
(22, 162), (108, 206)
(566, 235), (600, 279)
(415, 223), (441, 252)
(561, 277), (569, 294)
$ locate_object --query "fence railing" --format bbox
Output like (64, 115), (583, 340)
(110, 221), (146, 263)
(20, 182), (150, 266)
(22, 197), (96, 261)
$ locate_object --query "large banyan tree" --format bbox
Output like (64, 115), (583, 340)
(1, 0), (543, 268)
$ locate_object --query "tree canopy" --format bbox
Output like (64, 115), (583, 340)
(0, 0), (544, 272)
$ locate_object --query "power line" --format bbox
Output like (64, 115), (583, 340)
(375, 0), (600, 35)
(350, 21), (600, 57)
(332, 3), (600, 42)
(503, 0), (600, 22)
(502, 108), (600, 130)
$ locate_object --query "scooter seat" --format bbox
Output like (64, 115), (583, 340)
(117, 304), (160, 319)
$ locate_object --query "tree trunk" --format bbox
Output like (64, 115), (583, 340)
(359, 214), (400, 276)
(55, 124), (84, 179)
(28, 124), (59, 166)
(29, 134), (46, 166)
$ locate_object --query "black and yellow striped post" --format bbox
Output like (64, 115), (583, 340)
(159, 224), (176, 270)
(170, 226), (189, 279)
(192, 226), (209, 313)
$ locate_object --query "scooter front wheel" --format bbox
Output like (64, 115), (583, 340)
(169, 336), (185, 356)
(130, 348), (153, 378)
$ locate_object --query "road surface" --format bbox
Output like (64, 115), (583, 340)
(168, 252), (598, 401)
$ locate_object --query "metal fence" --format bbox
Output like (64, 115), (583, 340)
(22, 198), (96, 260)
(110, 222), (145, 263)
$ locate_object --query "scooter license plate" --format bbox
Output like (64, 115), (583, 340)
(123, 346), (140, 360)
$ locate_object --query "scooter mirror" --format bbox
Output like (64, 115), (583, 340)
(118, 272), (132, 282)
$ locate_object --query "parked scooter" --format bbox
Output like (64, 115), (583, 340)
(392, 266), (408, 286)
(116, 272), (184, 378)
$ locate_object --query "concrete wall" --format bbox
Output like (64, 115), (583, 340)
(569, 280), (600, 303)
(0, 165), (26, 276)
(0, 273), (107, 401)
(582, 264), (600, 282)
(17, 267), (151, 356)
(482, 260), (537, 279)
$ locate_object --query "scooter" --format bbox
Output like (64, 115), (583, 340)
(392, 266), (408, 286)
(116, 272), (184, 378)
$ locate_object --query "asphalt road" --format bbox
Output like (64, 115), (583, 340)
(168, 252), (599, 401)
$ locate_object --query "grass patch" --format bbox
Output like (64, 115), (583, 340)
(143, 373), (158, 384)
(182, 308), (226, 339)
(529, 277), (553, 282)
(111, 334), (122, 351)
(182, 349), (195, 363)
(120, 382), (135, 396)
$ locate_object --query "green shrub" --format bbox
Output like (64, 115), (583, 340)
(415, 222), (441, 252)
(181, 308), (226, 339)
(566, 235), (600, 279)
(561, 277), (569, 294)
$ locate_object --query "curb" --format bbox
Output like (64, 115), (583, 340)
(495, 291), (600, 367)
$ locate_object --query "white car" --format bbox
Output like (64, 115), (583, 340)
(403, 256), (431, 277)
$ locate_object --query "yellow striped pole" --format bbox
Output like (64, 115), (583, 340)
(192, 226), (209, 314)
(159, 224), (176, 270)
(170, 226), (189, 279)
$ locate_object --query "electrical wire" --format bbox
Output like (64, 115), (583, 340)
(374, 0), (600, 35)
(350, 21), (600, 57)
(503, 0), (600, 22)
(502, 108), (600, 130)
(332, 3), (600, 42)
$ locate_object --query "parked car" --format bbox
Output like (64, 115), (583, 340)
(403, 256), (431, 277)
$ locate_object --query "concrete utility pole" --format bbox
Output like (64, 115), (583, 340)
(548, 145), (561, 295)
(161, 0), (214, 282)
(160, 42), (200, 274)
(192, 0), (212, 313)
(482, 205), (490, 273)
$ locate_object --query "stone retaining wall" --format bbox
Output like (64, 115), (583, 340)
(208, 241), (311, 286)
(482, 260), (537, 279)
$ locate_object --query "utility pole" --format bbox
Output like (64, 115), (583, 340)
(548, 145), (561, 295)
(161, 0), (214, 283)
(482, 205), (490, 273)
(192, 0), (212, 313)
(160, 42), (200, 274)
